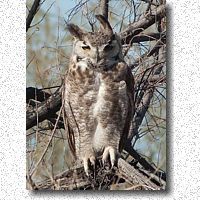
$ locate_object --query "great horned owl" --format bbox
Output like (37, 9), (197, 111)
(64, 15), (134, 175)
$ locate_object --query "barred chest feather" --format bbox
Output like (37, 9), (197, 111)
(66, 59), (127, 153)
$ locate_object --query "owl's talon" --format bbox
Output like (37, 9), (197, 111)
(83, 157), (89, 176)
(109, 147), (116, 167)
(102, 159), (105, 167)
(102, 146), (117, 168)
(82, 154), (96, 175)
(102, 147), (109, 164)
(89, 156), (96, 166)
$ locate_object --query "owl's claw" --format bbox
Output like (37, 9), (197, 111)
(90, 156), (96, 167)
(83, 155), (96, 176)
(102, 146), (117, 168)
(83, 157), (89, 176)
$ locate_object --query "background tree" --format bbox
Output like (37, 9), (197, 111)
(26, 0), (166, 190)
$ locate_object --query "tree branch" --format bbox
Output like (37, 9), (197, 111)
(32, 158), (165, 190)
(128, 38), (165, 69)
(120, 5), (166, 45)
(26, 87), (50, 105)
(26, 87), (62, 130)
(129, 32), (166, 43)
(26, 0), (41, 32)
(124, 141), (166, 181)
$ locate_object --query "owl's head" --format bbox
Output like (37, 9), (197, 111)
(67, 15), (122, 70)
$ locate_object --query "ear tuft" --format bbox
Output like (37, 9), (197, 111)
(95, 15), (113, 35)
(67, 24), (85, 40)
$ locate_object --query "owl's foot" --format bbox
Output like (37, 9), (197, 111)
(82, 154), (96, 176)
(102, 146), (117, 168)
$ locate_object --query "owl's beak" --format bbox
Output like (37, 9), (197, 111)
(96, 48), (104, 64)
(96, 50), (101, 63)
(96, 56), (100, 63)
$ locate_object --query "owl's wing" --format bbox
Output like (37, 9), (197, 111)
(119, 66), (135, 151)
(64, 109), (76, 158)
(63, 81), (78, 159)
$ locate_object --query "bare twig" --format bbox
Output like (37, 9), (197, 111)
(124, 141), (166, 181)
(26, 0), (41, 32)
(120, 5), (166, 45)
(65, 0), (90, 23)
(29, 98), (64, 177)
(30, 1), (55, 29)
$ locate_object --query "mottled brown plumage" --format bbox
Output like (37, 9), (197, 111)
(64, 15), (134, 175)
